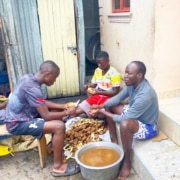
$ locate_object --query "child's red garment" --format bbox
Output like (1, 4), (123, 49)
(86, 95), (108, 106)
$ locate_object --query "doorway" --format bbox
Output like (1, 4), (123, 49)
(82, 0), (100, 81)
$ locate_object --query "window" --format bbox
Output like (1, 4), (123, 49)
(112, 0), (130, 13)
(108, 0), (131, 23)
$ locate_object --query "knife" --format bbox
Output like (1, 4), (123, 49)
(74, 99), (80, 107)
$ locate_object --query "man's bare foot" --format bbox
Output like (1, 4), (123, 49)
(118, 162), (131, 180)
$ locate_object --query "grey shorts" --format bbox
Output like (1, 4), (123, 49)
(122, 105), (158, 139)
(6, 118), (45, 139)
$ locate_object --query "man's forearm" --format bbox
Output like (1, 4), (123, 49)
(45, 100), (66, 110)
(99, 109), (113, 119)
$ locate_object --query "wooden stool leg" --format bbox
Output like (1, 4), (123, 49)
(37, 134), (47, 168)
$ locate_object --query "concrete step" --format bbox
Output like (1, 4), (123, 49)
(132, 138), (180, 180)
(158, 97), (180, 146)
(131, 97), (180, 179)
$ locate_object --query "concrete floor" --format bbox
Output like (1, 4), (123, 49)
(0, 95), (140, 180)
(0, 149), (139, 180)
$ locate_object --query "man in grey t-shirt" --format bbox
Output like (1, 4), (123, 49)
(90, 61), (159, 179)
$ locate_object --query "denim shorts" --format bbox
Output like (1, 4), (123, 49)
(122, 105), (158, 139)
(6, 118), (45, 139)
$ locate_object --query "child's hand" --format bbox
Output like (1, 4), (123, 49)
(83, 84), (89, 92)
(87, 87), (95, 94)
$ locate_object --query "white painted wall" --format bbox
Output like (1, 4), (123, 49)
(153, 0), (180, 97)
(98, 0), (180, 98)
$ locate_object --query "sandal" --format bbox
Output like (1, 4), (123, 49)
(118, 176), (128, 180)
(51, 163), (80, 177)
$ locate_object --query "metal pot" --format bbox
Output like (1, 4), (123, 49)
(75, 141), (124, 180)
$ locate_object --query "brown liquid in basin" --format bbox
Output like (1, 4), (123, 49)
(79, 147), (120, 167)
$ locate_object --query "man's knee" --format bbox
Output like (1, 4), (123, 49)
(120, 120), (129, 129)
(44, 120), (65, 133)
(54, 121), (65, 131)
(120, 120), (139, 132)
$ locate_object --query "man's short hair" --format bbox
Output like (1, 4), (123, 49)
(132, 61), (146, 78)
(96, 51), (109, 59)
(40, 60), (59, 72)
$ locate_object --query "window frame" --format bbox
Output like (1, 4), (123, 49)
(112, 0), (130, 13)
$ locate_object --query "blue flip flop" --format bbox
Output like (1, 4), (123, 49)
(51, 163), (80, 177)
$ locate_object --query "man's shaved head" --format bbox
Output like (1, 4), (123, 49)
(40, 60), (60, 73)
